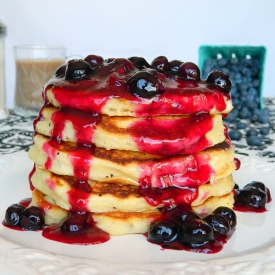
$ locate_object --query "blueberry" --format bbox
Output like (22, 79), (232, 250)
(20, 206), (45, 231)
(61, 214), (88, 233)
(212, 207), (237, 230)
(178, 62), (201, 81)
(169, 60), (183, 74)
(228, 129), (242, 141)
(126, 69), (164, 98)
(235, 185), (267, 208)
(206, 70), (232, 92)
(244, 181), (267, 194)
(246, 101), (258, 111)
(180, 219), (214, 247)
(54, 64), (66, 78)
(260, 127), (270, 136)
(65, 59), (93, 81)
(239, 108), (252, 119)
(173, 210), (201, 225)
(128, 56), (151, 70)
(234, 183), (240, 190)
(151, 56), (170, 73)
(4, 204), (25, 226)
(246, 128), (258, 137)
(247, 135), (263, 146)
(224, 109), (239, 123)
(217, 58), (228, 67)
(203, 214), (231, 236)
(148, 220), (178, 244)
(236, 121), (247, 130)
(84, 55), (104, 68)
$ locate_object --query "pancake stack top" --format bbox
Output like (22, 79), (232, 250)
(28, 55), (238, 240)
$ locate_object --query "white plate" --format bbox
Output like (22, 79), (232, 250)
(0, 151), (275, 275)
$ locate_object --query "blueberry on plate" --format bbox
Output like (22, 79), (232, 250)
(20, 206), (45, 231)
(4, 204), (25, 226)
(180, 219), (214, 247)
(212, 207), (237, 230)
(203, 214), (231, 236)
(235, 185), (267, 209)
(148, 220), (178, 244)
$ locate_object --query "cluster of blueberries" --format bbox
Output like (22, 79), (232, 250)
(148, 206), (236, 249)
(4, 204), (44, 230)
(202, 56), (270, 147)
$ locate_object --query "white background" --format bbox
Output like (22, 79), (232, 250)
(1, 0), (275, 108)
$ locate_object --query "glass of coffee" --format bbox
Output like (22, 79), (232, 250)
(13, 45), (66, 116)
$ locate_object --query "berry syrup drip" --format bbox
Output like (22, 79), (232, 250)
(42, 211), (110, 245)
(42, 137), (95, 212)
(45, 57), (232, 117)
(67, 179), (92, 212)
(234, 158), (241, 170)
(28, 165), (36, 191)
(50, 108), (100, 144)
(129, 113), (214, 156)
(139, 154), (214, 188)
(19, 198), (31, 208)
(138, 185), (198, 209)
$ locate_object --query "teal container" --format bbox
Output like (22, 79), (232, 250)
(198, 45), (266, 108)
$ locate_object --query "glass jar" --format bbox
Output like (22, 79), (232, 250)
(0, 21), (9, 119)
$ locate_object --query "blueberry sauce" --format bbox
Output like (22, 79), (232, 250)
(3, 56), (272, 253)
(44, 57), (232, 117)
(42, 212), (110, 245)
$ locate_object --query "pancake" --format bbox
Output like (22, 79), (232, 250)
(28, 134), (236, 188)
(44, 57), (233, 117)
(30, 166), (235, 213)
(35, 106), (225, 155)
(30, 188), (234, 235)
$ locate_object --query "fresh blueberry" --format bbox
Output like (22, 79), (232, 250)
(236, 121), (247, 129)
(259, 127), (270, 136)
(228, 129), (242, 141)
(4, 204), (25, 226)
(20, 206), (45, 231)
(247, 136), (263, 146)
(127, 69), (164, 98)
(246, 128), (258, 137)
(148, 220), (178, 244)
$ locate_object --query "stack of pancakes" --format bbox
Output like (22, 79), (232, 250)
(28, 56), (237, 236)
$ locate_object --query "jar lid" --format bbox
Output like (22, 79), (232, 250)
(0, 21), (7, 36)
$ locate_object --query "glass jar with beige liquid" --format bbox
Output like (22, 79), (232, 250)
(14, 45), (66, 116)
